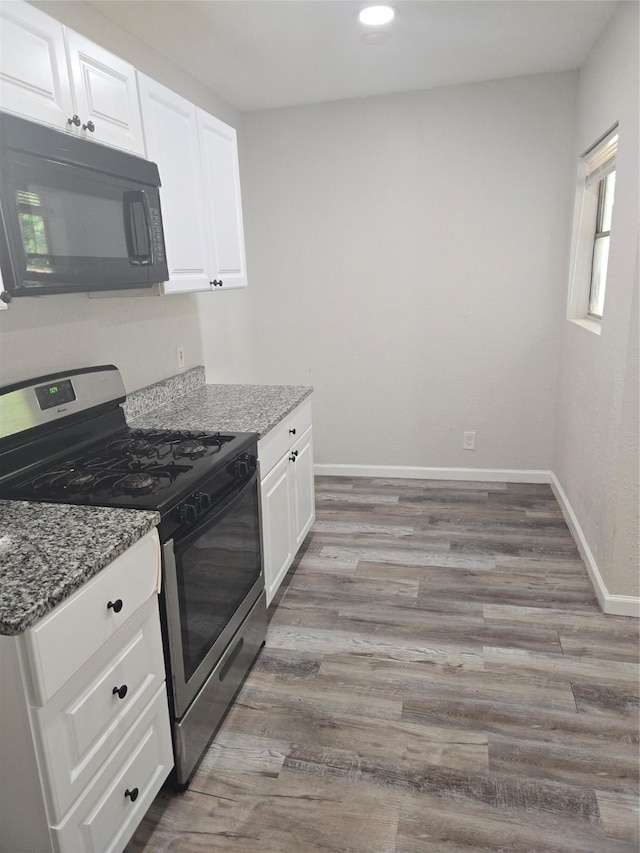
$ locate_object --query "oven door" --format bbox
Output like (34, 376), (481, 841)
(161, 469), (263, 720)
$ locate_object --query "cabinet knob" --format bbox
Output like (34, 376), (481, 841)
(107, 599), (123, 613)
(289, 428), (296, 435)
(67, 115), (81, 127)
(112, 684), (128, 700)
(289, 454), (297, 463)
(124, 787), (139, 802)
(82, 120), (95, 132)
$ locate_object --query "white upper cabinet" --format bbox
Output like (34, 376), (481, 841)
(65, 31), (144, 155)
(138, 74), (248, 295)
(138, 74), (210, 293)
(0, 1), (248, 296)
(197, 109), (248, 290)
(0, 1), (144, 155)
(0, 1), (73, 128)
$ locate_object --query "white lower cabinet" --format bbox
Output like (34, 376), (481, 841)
(51, 687), (171, 853)
(261, 453), (295, 603)
(259, 399), (315, 604)
(0, 530), (173, 853)
(291, 426), (316, 551)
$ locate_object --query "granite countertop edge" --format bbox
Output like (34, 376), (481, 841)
(0, 504), (160, 636)
(127, 380), (314, 437)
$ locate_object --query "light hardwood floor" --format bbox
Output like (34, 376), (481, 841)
(126, 477), (639, 853)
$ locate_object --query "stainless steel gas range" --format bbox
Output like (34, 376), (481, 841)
(0, 365), (267, 787)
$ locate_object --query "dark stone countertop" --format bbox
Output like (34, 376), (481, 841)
(0, 501), (159, 635)
(129, 383), (313, 437)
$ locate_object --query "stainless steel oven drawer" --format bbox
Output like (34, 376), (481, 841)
(172, 590), (267, 786)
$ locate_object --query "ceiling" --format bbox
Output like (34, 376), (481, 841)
(87, 0), (618, 112)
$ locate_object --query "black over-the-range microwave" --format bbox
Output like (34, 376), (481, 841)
(0, 111), (169, 300)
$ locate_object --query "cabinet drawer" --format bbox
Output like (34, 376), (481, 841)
(33, 598), (166, 821)
(51, 685), (173, 853)
(24, 531), (160, 705)
(258, 398), (312, 476)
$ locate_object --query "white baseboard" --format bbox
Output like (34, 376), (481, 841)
(549, 473), (640, 618)
(314, 464), (551, 483)
(313, 463), (639, 618)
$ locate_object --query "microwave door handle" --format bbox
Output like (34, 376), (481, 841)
(123, 190), (153, 266)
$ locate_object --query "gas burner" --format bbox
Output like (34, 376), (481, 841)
(31, 467), (97, 494)
(105, 437), (172, 460)
(115, 472), (158, 496)
(174, 439), (208, 459)
(62, 471), (98, 491)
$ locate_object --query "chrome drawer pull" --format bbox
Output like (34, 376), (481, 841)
(112, 684), (128, 699)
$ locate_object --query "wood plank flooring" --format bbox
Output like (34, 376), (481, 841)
(125, 477), (639, 853)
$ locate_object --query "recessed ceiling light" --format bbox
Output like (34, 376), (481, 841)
(358, 5), (396, 26)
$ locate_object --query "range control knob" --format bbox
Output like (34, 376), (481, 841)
(178, 501), (198, 525)
(195, 492), (211, 513)
(234, 456), (250, 478)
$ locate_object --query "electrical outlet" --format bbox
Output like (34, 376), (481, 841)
(463, 431), (476, 451)
(176, 346), (185, 369)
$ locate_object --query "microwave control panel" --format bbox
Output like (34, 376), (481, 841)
(148, 206), (165, 263)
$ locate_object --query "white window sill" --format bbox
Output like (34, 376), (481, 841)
(569, 317), (602, 336)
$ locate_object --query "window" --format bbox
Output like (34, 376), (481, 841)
(567, 125), (618, 330)
(16, 190), (52, 273)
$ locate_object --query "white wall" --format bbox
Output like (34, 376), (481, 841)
(239, 73), (578, 470)
(0, 0), (241, 393)
(554, 2), (639, 599)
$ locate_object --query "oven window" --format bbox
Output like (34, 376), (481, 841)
(176, 483), (261, 682)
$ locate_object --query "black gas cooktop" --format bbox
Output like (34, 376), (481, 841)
(0, 366), (258, 532)
(1, 426), (254, 511)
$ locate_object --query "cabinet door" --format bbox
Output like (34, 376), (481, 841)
(261, 454), (294, 605)
(51, 686), (173, 853)
(291, 426), (315, 549)
(24, 531), (160, 705)
(65, 30), (144, 154)
(0, 1), (74, 128)
(138, 74), (210, 294)
(33, 599), (166, 822)
(197, 108), (248, 289)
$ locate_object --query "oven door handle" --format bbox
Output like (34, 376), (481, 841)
(173, 469), (258, 554)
